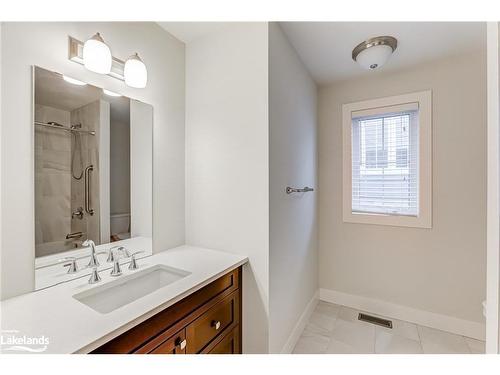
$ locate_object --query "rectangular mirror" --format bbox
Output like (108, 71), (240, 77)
(33, 66), (153, 289)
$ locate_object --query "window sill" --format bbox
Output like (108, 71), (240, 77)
(343, 211), (432, 229)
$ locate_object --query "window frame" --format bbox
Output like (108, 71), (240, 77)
(342, 90), (432, 228)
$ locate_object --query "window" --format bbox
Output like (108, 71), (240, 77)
(353, 110), (417, 216)
(342, 91), (432, 228)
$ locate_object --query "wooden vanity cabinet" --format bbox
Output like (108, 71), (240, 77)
(91, 266), (242, 354)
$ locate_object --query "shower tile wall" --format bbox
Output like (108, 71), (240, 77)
(35, 101), (103, 257)
(70, 100), (101, 246)
(34, 104), (72, 256)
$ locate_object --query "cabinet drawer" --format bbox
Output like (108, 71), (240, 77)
(149, 329), (186, 354)
(204, 326), (240, 354)
(186, 291), (239, 353)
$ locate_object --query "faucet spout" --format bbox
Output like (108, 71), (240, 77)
(83, 239), (99, 268)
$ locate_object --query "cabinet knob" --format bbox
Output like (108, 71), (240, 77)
(175, 337), (187, 350)
(212, 320), (221, 330)
(179, 339), (187, 350)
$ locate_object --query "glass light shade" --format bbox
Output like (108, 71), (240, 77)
(355, 44), (393, 70)
(102, 89), (121, 97)
(124, 53), (148, 88)
(62, 75), (87, 86)
(83, 33), (112, 74)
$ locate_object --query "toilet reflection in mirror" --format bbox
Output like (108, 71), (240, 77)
(33, 66), (153, 288)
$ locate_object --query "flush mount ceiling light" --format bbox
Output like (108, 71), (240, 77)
(352, 36), (398, 70)
(83, 32), (112, 74)
(124, 53), (148, 88)
(62, 75), (87, 86)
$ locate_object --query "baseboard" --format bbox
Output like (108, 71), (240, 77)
(320, 288), (485, 341)
(280, 290), (319, 354)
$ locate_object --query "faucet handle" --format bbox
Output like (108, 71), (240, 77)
(107, 246), (130, 263)
(88, 267), (101, 284)
(106, 246), (120, 263)
(82, 239), (95, 247)
(110, 258), (122, 277)
(121, 247), (131, 258)
(60, 256), (79, 274)
(128, 251), (145, 271)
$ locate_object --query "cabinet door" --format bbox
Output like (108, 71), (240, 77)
(206, 327), (239, 354)
(149, 329), (187, 354)
(185, 291), (239, 353)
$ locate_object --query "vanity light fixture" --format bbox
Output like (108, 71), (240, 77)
(102, 89), (121, 97)
(69, 36), (148, 89)
(62, 75), (87, 86)
(124, 53), (148, 88)
(352, 36), (398, 70)
(83, 32), (112, 74)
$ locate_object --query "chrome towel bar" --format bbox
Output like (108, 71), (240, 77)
(285, 186), (314, 194)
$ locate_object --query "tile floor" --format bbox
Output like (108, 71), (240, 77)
(292, 301), (485, 354)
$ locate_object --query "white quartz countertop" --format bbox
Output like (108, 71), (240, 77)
(0, 246), (248, 354)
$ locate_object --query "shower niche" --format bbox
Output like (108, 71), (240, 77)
(33, 66), (153, 275)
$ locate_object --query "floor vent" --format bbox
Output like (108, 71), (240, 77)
(358, 313), (393, 329)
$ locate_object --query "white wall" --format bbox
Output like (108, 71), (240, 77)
(0, 22), (185, 299)
(268, 23), (318, 353)
(0, 22), (2, 301)
(318, 51), (487, 328)
(486, 21), (500, 353)
(185, 23), (269, 353)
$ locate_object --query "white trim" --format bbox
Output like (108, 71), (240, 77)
(320, 288), (485, 341)
(352, 102), (419, 119)
(342, 90), (432, 228)
(280, 290), (319, 354)
(486, 21), (500, 354)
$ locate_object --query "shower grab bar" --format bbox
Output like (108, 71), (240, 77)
(34, 121), (95, 135)
(66, 231), (85, 240)
(285, 186), (314, 194)
(84, 165), (95, 216)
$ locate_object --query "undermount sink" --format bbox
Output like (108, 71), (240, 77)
(73, 264), (191, 314)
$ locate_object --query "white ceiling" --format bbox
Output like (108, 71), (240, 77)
(279, 22), (486, 85)
(158, 22), (236, 43)
(35, 67), (130, 124)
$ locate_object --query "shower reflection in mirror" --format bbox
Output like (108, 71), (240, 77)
(33, 66), (153, 278)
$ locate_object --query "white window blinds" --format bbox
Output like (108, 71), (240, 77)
(351, 104), (419, 217)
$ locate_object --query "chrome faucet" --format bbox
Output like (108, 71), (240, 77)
(106, 245), (130, 263)
(60, 256), (79, 274)
(128, 251), (145, 270)
(88, 267), (101, 284)
(83, 239), (100, 268)
(109, 247), (130, 277)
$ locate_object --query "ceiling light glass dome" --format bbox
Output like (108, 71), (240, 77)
(352, 36), (398, 70)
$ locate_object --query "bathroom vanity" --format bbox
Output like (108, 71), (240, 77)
(93, 266), (241, 354)
(0, 246), (247, 354)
